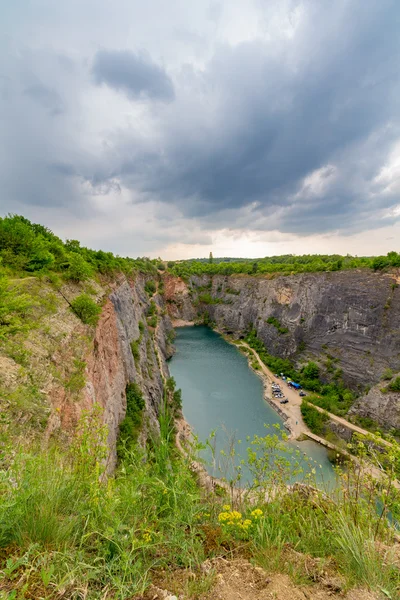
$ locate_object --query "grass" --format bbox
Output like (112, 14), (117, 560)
(1, 400), (400, 599)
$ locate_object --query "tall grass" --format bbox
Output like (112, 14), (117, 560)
(1, 408), (400, 599)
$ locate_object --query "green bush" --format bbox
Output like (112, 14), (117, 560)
(147, 315), (157, 328)
(117, 383), (145, 458)
(198, 292), (222, 304)
(130, 338), (141, 366)
(147, 300), (157, 316)
(145, 280), (156, 295)
(302, 361), (320, 380)
(301, 401), (329, 435)
(70, 294), (101, 326)
(388, 377), (400, 392)
(63, 253), (93, 282)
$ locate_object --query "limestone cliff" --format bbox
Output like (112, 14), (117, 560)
(83, 275), (174, 468)
(165, 270), (400, 393)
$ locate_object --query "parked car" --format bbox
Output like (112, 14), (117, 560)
(280, 398), (289, 404)
(299, 391), (307, 397)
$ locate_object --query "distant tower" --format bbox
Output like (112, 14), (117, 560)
(209, 251), (214, 264)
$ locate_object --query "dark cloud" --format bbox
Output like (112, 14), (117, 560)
(91, 49), (175, 102)
(104, 0), (400, 235)
(1, 0), (400, 253)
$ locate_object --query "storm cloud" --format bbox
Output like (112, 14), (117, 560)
(92, 49), (175, 101)
(1, 0), (400, 256)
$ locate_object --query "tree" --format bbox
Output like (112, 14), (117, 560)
(64, 254), (93, 282)
(302, 361), (320, 380)
(372, 256), (390, 271)
(70, 294), (101, 326)
(209, 252), (213, 264)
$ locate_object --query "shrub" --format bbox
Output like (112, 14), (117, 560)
(117, 383), (145, 458)
(145, 280), (156, 295)
(388, 377), (400, 392)
(298, 340), (306, 352)
(70, 294), (101, 326)
(130, 338), (140, 366)
(147, 301), (157, 316)
(301, 401), (329, 435)
(63, 254), (93, 282)
(302, 361), (320, 380)
(147, 315), (157, 328)
(198, 292), (222, 304)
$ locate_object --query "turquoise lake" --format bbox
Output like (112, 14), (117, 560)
(168, 325), (337, 488)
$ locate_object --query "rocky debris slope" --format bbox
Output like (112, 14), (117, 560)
(141, 557), (381, 600)
(350, 376), (400, 431)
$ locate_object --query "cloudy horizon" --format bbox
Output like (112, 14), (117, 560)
(1, 0), (400, 259)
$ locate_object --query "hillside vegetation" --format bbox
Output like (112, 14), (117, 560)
(2, 402), (400, 599)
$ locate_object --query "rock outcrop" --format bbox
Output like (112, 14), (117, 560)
(165, 270), (400, 393)
(349, 377), (400, 431)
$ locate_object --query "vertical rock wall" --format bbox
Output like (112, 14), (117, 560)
(84, 275), (174, 469)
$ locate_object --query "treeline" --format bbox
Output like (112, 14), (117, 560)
(0, 214), (158, 280)
(245, 329), (354, 417)
(169, 252), (400, 277)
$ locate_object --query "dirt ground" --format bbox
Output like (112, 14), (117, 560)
(139, 558), (383, 600)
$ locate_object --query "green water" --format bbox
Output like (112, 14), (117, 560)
(169, 326), (337, 488)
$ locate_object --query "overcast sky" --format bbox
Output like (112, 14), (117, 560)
(1, 0), (400, 259)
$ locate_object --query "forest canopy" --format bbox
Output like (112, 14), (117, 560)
(168, 251), (400, 277)
(0, 214), (158, 279)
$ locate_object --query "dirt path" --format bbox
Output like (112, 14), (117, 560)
(240, 341), (311, 439)
(240, 341), (392, 446)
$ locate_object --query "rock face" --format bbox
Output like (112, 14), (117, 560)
(83, 275), (174, 469)
(40, 274), (174, 470)
(349, 378), (400, 431)
(165, 270), (400, 393)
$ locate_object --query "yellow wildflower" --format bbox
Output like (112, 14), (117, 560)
(251, 509), (263, 518)
(242, 519), (252, 528)
(223, 504), (231, 511)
